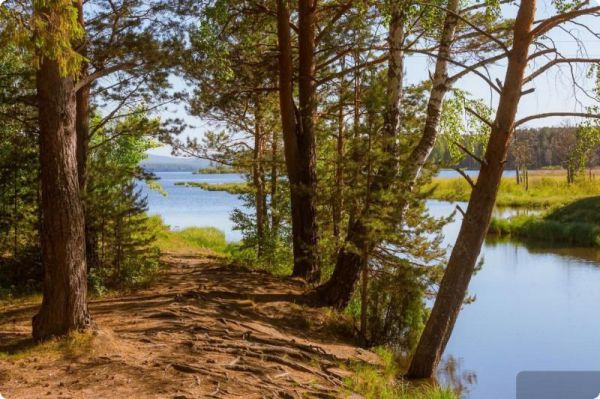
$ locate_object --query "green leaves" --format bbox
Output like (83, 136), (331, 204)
(2, 0), (84, 76)
(439, 89), (492, 165)
(551, 0), (588, 13)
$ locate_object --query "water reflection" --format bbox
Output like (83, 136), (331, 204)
(438, 356), (478, 398)
(486, 236), (600, 264)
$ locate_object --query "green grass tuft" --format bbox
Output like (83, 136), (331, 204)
(344, 347), (459, 399)
(0, 331), (97, 361)
(150, 215), (237, 255)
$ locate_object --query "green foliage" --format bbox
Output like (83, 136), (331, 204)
(330, 70), (448, 350)
(85, 111), (163, 292)
(0, 41), (39, 295)
(2, 0), (84, 76)
(432, 127), (583, 171)
(438, 90), (492, 166)
(490, 197), (600, 247)
(229, 179), (294, 276)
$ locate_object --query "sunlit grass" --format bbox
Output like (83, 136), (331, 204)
(150, 216), (237, 255)
(0, 331), (98, 362)
(344, 347), (459, 399)
(489, 197), (600, 247)
(426, 174), (600, 208)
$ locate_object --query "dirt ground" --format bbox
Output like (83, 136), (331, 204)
(0, 252), (378, 399)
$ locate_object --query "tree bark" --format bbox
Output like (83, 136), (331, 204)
(276, 0), (320, 283)
(33, 55), (91, 341)
(399, 0), (459, 189)
(407, 0), (536, 378)
(253, 95), (267, 256)
(74, 0), (99, 272)
(332, 69), (345, 243)
(270, 128), (279, 235)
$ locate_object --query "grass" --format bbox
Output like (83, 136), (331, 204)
(156, 226), (233, 254)
(344, 347), (459, 399)
(0, 331), (98, 362)
(149, 215), (239, 255)
(0, 291), (41, 306)
(174, 181), (250, 195)
(426, 174), (600, 208)
(489, 196), (600, 247)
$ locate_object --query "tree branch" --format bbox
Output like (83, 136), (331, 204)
(515, 112), (600, 128)
(453, 167), (475, 188)
(531, 4), (600, 38)
(315, 1), (353, 44)
(465, 106), (493, 128)
(452, 140), (487, 166)
(524, 58), (600, 84)
(75, 62), (138, 92)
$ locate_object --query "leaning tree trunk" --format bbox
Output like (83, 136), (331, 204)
(407, 0), (536, 378)
(276, 0), (320, 283)
(33, 55), (91, 341)
(399, 0), (459, 191)
(316, 3), (405, 308)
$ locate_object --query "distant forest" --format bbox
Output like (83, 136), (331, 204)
(434, 127), (596, 170)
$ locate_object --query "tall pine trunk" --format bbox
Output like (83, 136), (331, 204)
(33, 55), (91, 341)
(332, 71), (345, 243)
(74, 0), (99, 272)
(253, 96), (267, 256)
(270, 128), (279, 236)
(407, 0), (536, 378)
(276, 0), (320, 283)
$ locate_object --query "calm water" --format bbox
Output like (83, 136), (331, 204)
(140, 172), (246, 241)
(437, 169), (517, 179)
(144, 171), (600, 399)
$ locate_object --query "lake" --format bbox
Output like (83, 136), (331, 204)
(141, 172), (246, 241)
(143, 171), (600, 399)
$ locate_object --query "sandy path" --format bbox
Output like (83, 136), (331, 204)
(0, 252), (376, 398)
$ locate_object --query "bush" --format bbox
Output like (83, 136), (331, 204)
(0, 247), (42, 298)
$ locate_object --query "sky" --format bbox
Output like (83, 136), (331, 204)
(148, 0), (600, 157)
